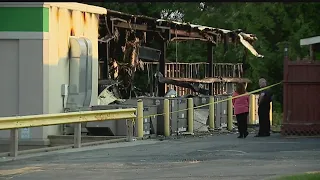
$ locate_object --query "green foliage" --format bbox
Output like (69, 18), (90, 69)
(272, 111), (283, 126)
(275, 173), (320, 180)
(92, 2), (319, 112)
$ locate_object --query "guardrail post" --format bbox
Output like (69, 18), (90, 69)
(249, 94), (256, 124)
(137, 99), (144, 138)
(188, 98), (194, 134)
(209, 96), (215, 130)
(127, 119), (134, 142)
(227, 96), (233, 131)
(74, 123), (81, 148)
(10, 129), (18, 157)
(164, 99), (170, 137)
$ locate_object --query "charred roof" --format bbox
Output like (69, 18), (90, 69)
(100, 8), (263, 58)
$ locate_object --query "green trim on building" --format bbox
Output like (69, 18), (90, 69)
(0, 7), (49, 32)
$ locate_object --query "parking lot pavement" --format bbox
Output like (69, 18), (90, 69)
(1, 133), (320, 180)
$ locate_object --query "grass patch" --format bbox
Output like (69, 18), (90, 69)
(275, 172), (320, 180)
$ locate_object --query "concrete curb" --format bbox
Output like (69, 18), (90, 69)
(284, 136), (320, 139)
(0, 136), (151, 161)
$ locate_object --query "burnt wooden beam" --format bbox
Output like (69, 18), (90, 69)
(114, 22), (147, 31)
(170, 37), (208, 42)
(207, 42), (214, 95)
(113, 21), (212, 43)
(155, 72), (210, 95)
(114, 21), (203, 38)
(158, 39), (167, 97)
(113, 21), (162, 32)
(167, 77), (252, 84)
(114, 22), (205, 38)
(105, 42), (110, 79)
(170, 29), (203, 38)
(223, 34), (228, 54)
(310, 44), (315, 61)
(207, 43), (213, 77)
(107, 9), (156, 22)
(242, 48), (248, 75)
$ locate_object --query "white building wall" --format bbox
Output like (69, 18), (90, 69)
(0, 36), (46, 143)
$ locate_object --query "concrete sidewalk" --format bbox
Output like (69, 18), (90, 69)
(0, 134), (320, 180)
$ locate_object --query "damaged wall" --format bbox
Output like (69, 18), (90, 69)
(47, 4), (102, 111)
(143, 62), (248, 96)
(46, 4), (103, 135)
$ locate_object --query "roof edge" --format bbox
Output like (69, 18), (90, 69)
(0, 2), (107, 15)
(300, 36), (320, 46)
(0, 2), (45, 7)
(44, 3), (106, 15)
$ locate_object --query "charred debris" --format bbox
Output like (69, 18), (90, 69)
(97, 9), (262, 103)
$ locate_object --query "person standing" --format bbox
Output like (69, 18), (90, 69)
(255, 78), (273, 137)
(232, 83), (250, 138)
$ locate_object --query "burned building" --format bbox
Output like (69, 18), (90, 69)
(97, 9), (263, 99)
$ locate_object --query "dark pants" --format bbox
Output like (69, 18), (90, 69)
(258, 110), (270, 136)
(236, 112), (248, 136)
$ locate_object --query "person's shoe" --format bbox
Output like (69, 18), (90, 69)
(255, 134), (270, 137)
(237, 134), (244, 138)
(244, 132), (249, 138)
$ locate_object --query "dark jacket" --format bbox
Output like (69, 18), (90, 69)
(258, 90), (273, 113)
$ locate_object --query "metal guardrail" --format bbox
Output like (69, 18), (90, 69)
(0, 108), (136, 157)
(0, 93), (273, 158)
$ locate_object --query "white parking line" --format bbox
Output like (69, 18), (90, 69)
(248, 142), (300, 144)
(197, 149), (247, 154)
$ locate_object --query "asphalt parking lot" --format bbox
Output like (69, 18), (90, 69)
(0, 133), (320, 180)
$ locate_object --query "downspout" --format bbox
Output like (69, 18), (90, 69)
(81, 37), (93, 107)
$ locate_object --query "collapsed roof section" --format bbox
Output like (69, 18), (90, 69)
(98, 8), (263, 97)
(100, 9), (264, 58)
